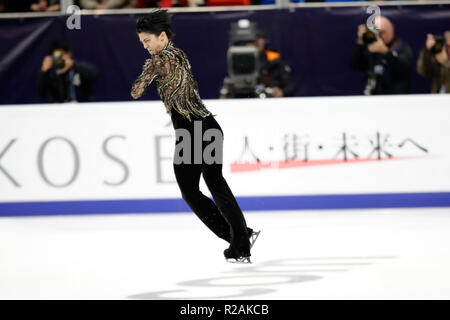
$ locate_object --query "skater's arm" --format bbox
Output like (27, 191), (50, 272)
(131, 54), (169, 99)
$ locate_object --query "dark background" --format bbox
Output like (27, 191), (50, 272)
(0, 4), (449, 104)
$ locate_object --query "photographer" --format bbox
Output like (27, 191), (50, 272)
(79, 0), (136, 9)
(254, 32), (296, 98)
(220, 22), (296, 99)
(37, 40), (99, 103)
(351, 16), (413, 95)
(0, 0), (33, 12)
(30, 0), (60, 12)
(416, 32), (450, 94)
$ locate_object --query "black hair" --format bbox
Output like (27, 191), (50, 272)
(48, 40), (71, 54)
(136, 9), (175, 40)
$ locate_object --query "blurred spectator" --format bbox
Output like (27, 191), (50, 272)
(0, 0), (34, 12)
(417, 32), (450, 94)
(220, 30), (296, 99)
(79, 0), (136, 9)
(351, 16), (413, 95)
(185, 0), (203, 6)
(136, 0), (187, 7)
(30, 0), (60, 12)
(38, 40), (99, 103)
(206, 0), (252, 5)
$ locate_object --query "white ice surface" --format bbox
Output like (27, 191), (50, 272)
(1, 208), (450, 299)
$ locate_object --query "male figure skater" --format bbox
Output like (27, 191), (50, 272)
(131, 10), (259, 263)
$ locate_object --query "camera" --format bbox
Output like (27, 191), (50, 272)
(362, 29), (379, 45)
(52, 50), (65, 71)
(220, 19), (272, 98)
(430, 34), (445, 55)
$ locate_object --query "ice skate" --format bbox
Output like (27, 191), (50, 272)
(226, 256), (252, 264)
(249, 230), (261, 249)
(224, 247), (252, 264)
(224, 234), (252, 264)
(224, 229), (261, 263)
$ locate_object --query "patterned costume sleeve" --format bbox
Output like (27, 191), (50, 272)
(131, 54), (169, 99)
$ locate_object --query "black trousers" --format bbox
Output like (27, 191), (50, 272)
(171, 109), (250, 244)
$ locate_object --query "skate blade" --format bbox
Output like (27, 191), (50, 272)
(250, 230), (261, 249)
(226, 257), (252, 264)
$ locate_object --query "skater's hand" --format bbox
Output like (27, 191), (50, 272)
(131, 82), (145, 99)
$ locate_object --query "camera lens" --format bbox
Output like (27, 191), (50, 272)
(52, 51), (65, 70)
(362, 30), (377, 45)
(430, 35), (445, 55)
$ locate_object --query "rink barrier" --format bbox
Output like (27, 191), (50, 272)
(1, 96), (450, 216)
(1, 192), (449, 217)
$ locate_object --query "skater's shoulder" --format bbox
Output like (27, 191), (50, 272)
(166, 42), (190, 58)
(158, 41), (179, 54)
(153, 43), (182, 62)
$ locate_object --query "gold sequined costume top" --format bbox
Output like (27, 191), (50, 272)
(131, 41), (212, 121)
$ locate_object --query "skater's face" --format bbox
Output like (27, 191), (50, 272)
(138, 32), (169, 56)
